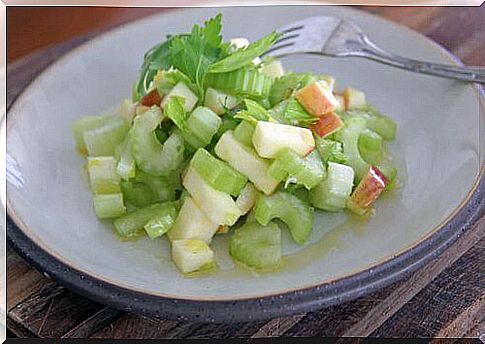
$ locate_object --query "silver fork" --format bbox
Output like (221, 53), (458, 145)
(265, 16), (484, 84)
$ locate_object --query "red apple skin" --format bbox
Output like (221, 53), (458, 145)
(140, 89), (162, 107)
(347, 166), (389, 215)
(311, 112), (344, 138)
(295, 82), (335, 117)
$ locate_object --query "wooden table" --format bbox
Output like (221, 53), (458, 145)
(6, 6), (484, 339)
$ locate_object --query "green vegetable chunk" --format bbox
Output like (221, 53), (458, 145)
(229, 221), (282, 269)
(309, 162), (355, 211)
(205, 68), (273, 99)
(190, 148), (247, 196)
(335, 116), (369, 181)
(268, 72), (317, 106)
(254, 191), (313, 244)
(358, 129), (383, 165)
(233, 120), (255, 146)
(134, 171), (177, 203)
(116, 136), (136, 181)
(269, 149), (326, 190)
(83, 116), (129, 157)
(87, 156), (121, 194)
(114, 203), (171, 237)
(315, 137), (348, 164)
(71, 115), (110, 155)
(130, 107), (185, 176)
(93, 193), (126, 219)
(182, 106), (222, 149)
(144, 202), (178, 239)
(121, 181), (154, 208)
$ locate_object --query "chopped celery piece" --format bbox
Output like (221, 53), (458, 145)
(268, 72), (317, 106)
(121, 181), (153, 208)
(116, 137), (136, 181)
(348, 106), (397, 140)
(72, 115), (110, 155)
(190, 148), (247, 196)
(144, 202), (178, 239)
(315, 137), (348, 164)
(161, 81), (198, 112)
(182, 166), (242, 226)
(233, 121), (255, 146)
(254, 191), (313, 244)
(83, 116), (129, 157)
(236, 183), (259, 215)
(215, 131), (279, 195)
(182, 106), (221, 149)
(215, 116), (239, 141)
(204, 68), (273, 99)
(131, 107), (184, 176)
(168, 197), (219, 244)
(93, 193), (126, 219)
(309, 162), (354, 211)
(204, 87), (239, 115)
(154, 69), (193, 95)
(172, 239), (215, 274)
(229, 221), (281, 269)
(113, 203), (168, 237)
(269, 149), (325, 189)
(358, 129), (383, 165)
(135, 171), (176, 202)
(87, 156), (121, 194)
(335, 116), (369, 180)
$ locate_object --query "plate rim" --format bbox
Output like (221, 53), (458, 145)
(5, 6), (484, 322)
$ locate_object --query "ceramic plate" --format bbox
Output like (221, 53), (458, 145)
(6, 6), (483, 322)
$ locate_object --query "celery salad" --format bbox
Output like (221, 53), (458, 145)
(72, 14), (398, 275)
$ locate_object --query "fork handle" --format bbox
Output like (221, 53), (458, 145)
(348, 36), (485, 84)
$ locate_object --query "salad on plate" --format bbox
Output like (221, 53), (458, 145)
(71, 14), (398, 275)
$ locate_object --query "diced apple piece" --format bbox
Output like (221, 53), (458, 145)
(311, 112), (344, 138)
(236, 183), (259, 215)
(344, 87), (367, 109)
(252, 121), (314, 158)
(229, 37), (262, 64)
(140, 89), (162, 107)
(168, 197), (219, 244)
(171, 239), (215, 274)
(334, 94), (345, 111)
(295, 80), (339, 116)
(204, 87), (238, 115)
(119, 99), (137, 123)
(215, 131), (279, 195)
(161, 81), (198, 112)
(183, 166), (242, 226)
(347, 165), (388, 215)
(260, 59), (285, 78)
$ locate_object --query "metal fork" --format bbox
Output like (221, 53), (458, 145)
(265, 16), (484, 84)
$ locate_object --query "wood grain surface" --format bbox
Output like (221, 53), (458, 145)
(6, 6), (484, 339)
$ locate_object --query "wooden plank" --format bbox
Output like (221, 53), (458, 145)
(61, 307), (124, 338)
(6, 247), (50, 311)
(8, 282), (104, 338)
(185, 321), (267, 339)
(370, 239), (484, 338)
(90, 315), (178, 339)
(285, 217), (484, 337)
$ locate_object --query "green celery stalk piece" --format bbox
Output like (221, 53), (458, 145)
(190, 148), (248, 196)
(229, 221), (282, 270)
(71, 115), (111, 155)
(87, 156), (121, 194)
(254, 191), (314, 244)
(121, 181), (154, 208)
(314, 137), (348, 164)
(268, 149), (326, 190)
(335, 116), (369, 181)
(135, 171), (177, 203)
(358, 129), (383, 165)
(144, 202), (178, 239)
(93, 193), (126, 219)
(233, 121), (255, 147)
(114, 203), (170, 237)
(116, 136), (136, 181)
(83, 116), (129, 157)
(182, 106), (221, 149)
(204, 68), (273, 99)
(130, 107), (184, 176)
(309, 162), (355, 211)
